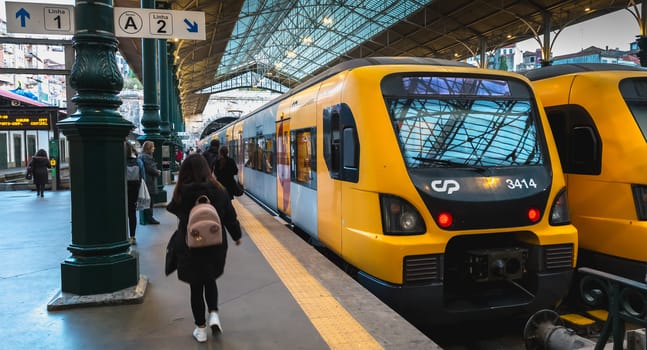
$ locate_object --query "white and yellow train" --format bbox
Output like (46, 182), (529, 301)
(200, 57), (578, 325)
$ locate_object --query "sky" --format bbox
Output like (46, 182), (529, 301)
(516, 7), (642, 55)
(0, 1), (641, 57)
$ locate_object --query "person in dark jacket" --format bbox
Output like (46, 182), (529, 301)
(125, 142), (143, 245)
(139, 140), (161, 224)
(202, 139), (220, 173)
(214, 146), (239, 199)
(166, 153), (242, 343)
(28, 149), (51, 197)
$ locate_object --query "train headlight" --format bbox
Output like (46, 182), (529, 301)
(380, 194), (426, 235)
(400, 212), (418, 230)
(549, 188), (571, 225)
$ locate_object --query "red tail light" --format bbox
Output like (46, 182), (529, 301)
(437, 212), (453, 228)
(527, 208), (541, 223)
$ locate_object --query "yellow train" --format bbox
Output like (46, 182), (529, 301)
(201, 57), (578, 325)
(526, 64), (647, 283)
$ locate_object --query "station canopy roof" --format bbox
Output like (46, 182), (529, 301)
(114, 0), (639, 118)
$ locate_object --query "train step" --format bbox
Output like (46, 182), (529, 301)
(560, 312), (602, 336)
(585, 309), (608, 322)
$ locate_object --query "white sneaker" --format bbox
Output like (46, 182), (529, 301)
(208, 311), (222, 334)
(192, 326), (207, 343)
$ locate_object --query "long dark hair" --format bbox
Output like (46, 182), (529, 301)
(172, 153), (223, 203)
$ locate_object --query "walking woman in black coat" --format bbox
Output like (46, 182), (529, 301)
(28, 149), (51, 197)
(166, 153), (242, 343)
(214, 146), (238, 199)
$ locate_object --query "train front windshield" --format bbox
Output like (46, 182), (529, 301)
(382, 75), (545, 169)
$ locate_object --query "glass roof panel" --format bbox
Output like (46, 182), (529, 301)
(218, 0), (431, 85)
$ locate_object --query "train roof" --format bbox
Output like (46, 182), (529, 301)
(201, 57), (474, 140)
(294, 57), (472, 95)
(523, 63), (647, 81)
(250, 57), (473, 115)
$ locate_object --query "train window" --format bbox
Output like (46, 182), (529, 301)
(263, 134), (275, 174)
(621, 78), (647, 142)
(324, 104), (359, 182)
(294, 129), (316, 188)
(570, 126), (599, 173)
(546, 106), (601, 175)
(244, 137), (256, 168)
(382, 74), (530, 98)
(384, 76), (542, 169)
(343, 128), (358, 169)
(228, 140), (236, 163)
(323, 107), (341, 178)
(255, 137), (264, 171)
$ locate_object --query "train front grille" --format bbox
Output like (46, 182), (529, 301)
(544, 244), (574, 270)
(404, 254), (442, 284)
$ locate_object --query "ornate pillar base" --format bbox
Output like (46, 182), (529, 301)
(61, 253), (138, 295)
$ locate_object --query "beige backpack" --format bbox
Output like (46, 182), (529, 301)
(186, 195), (222, 248)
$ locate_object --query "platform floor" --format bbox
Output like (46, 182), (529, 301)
(0, 186), (437, 349)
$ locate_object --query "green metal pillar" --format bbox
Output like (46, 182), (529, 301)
(157, 28), (173, 174)
(165, 42), (181, 172)
(173, 64), (185, 133)
(57, 0), (138, 295)
(137, 0), (166, 204)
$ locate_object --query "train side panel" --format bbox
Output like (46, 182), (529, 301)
(289, 84), (319, 237)
(336, 66), (446, 283)
(315, 71), (348, 255)
(534, 70), (647, 280)
(240, 106), (278, 211)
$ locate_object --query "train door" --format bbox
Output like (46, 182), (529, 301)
(0, 133), (7, 169)
(27, 135), (36, 159)
(233, 125), (244, 182)
(13, 134), (21, 166)
(276, 116), (291, 217)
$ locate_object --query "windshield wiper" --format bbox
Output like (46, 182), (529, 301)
(413, 157), (487, 173)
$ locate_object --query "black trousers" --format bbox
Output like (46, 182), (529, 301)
(126, 181), (140, 237)
(189, 279), (219, 326)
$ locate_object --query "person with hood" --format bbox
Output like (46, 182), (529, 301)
(166, 153), (242, 343)
(28, 149), (51, 197)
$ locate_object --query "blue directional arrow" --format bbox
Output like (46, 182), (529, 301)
(16, 8), (30, 27)
(184, 18), (198, 33)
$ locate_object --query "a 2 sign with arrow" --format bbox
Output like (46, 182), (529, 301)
(5, 2), (205, 41)
(114, 7), (205, 40)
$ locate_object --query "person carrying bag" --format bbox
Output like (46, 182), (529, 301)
(136, 178), (150, 211)
(166, 154), (242, 343)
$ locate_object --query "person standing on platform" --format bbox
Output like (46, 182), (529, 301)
(166, 153), (242, 343)
(139, 140), (161, 224)
(175, 148), (184, 166)
(202, 139), (220, 174)
(28, 149), (51, 197)
(125, 142), (143, 244)
(214, 146), (238, 200)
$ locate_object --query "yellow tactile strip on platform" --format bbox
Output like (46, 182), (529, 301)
(235, 202), (383, 349)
